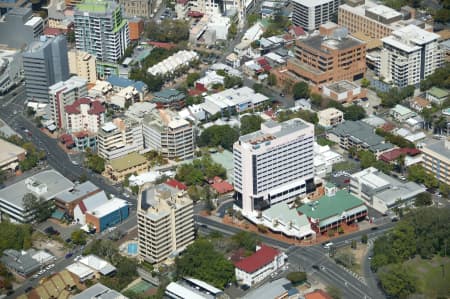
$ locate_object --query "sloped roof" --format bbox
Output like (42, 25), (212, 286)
(234, 244), (280, 273)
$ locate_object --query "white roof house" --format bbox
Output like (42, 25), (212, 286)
(73, 191), (109, 225)
(202, 86), (268, 115)
(66, 262), (95, 282)
(147, 51), (198, 76)
(79, 255), (116, 275)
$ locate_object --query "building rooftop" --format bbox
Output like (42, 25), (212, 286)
(383, 25), (439, 53)
(234, 244), (280, 273)
(423, 139), (450, 160)
(298, 190), (366, 222)
(428, 87), (449, 98)
(108, 152), (148, 172)
(75, 0), (118, 14)
(0, 249), (41, 275)
(66, 262), (94, 279)
(239, 118), (311, 145)
(328, 120), (394, 152)
(292, 0), (338, 7)
(325, 80), (359, 93)
(87, 197), (128, 218)
(243, 278), (292, 299)
(143, 109), (190, 132)
(106, 75), (147, 93)
(79, 255), (116, 275)
(0, 169), (74, 209)
(263, 203), (310, 229)
(72, 283), (125, 299)
(366, 4), (402, 20)
(140, 183), (192, 220)
(305, 289), (333, 299)
(56, 181), (99, 203)
(301, 34), (364, 54)
(391, 104), (415, 116)
(0, 139), (26, 165)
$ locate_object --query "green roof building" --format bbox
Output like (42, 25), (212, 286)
(74, 0), (129, 65)
(426, 87), (449, 105)
(297, 187), (367, 233)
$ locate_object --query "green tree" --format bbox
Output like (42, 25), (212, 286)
(145, 19), (190, 43)
(228, 22), (238, 39)
(378, 264), (416, 299)
(198, 125), (239, 150)
(267, 73), (277, 86)
(23, 193), (54, 223)
(343, 105), (366, 121)
(292, 82), (310, 100)
(334, 251), (356, 268)
(361, 78), (370, 88)
(414, 192), (432, 207)
(439, 183), (450, 198)
(246, 13), (259, 26)
(286, 271), (307, 284)
(0, 222), (32, 253)
(407, 164), (439, 188)
(186, 72), (200, 87)
(224, 75), (243, 88)
(71, 229), (87, 245)
(326, 285), (342, 299)
(175, 238), (235, 288)
(240, 115), (264, 135)
(231, 231), (259, 251)
(86, 153), (105, 173)
(252, 83), (263, 93)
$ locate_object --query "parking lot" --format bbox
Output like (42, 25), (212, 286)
(36, 219), (82, 242)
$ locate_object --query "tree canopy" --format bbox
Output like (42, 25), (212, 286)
(371, 208), (450, 273)
(407, 164), (439, 189)
(240, 115), (264, 135)
(377, 86), (414, 108)
(375, 128), (415, 148)
(277, 109), (318, 124)
(378, 264), (417, 299)
(175, 238), (235, 288)
(85, 152), (105, 174)
(145, 20), (189, 43)
(175, 155), (226, 186)
(231, 231), (259, 252)
(414, 192), (432, 207)
(286, 272), (307, 284)
(420, 63), (450, 91)
(0, 222), (32, 254)
(198, 125), (239, 150)
(292, 82), (310, 100)
(23, 193), (54, 223)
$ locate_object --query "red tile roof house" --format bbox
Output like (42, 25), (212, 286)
(234, 244), (287, 286)
(210, 176), (234, 195)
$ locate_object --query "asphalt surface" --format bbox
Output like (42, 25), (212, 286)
(196, 215), (394, 299)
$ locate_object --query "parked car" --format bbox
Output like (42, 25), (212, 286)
(65, 253), (73, 259)
(25, 286), (33, 293)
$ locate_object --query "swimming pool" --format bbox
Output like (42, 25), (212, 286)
(127, 243), (138, 255)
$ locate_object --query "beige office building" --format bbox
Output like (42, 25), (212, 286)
(318, 108), (344, 128)
(142, 109), (195, 160)
(421, 139), (450, 185)
(137, 184), (194, 263)
(68, 50), (97, 84)
(97, 118), (144, 160)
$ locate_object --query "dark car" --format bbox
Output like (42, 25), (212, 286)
(241, 284), (250, 291)
(65, 238), (72, 243)
(25, 286), (33, 293)
(361, 97), (369, 102)
(312, 264), (320, 270)
(371, 226), (378, 230)
(65, 253), (73, 259)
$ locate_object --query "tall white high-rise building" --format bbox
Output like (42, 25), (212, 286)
(233, 118), (315, 215)
(292, 0), (341, 31)
(138, 184), (194, 263)
(74, 0), (129, 64)
(380, 25), (442, 88)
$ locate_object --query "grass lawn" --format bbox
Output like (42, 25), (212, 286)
(332, 161), (359, 172)
(405, 255), (450, 298)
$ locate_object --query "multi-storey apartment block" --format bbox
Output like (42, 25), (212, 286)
(74, 0), (129, 64)
(379, 25), (442, 87)
(143, 109), (194, 160)
(97, 118), (144, 160)
(67, 50), (97, 84)
(49, 76), (88, 130)
(65, 98), (105, 134)
(292, 0), (341, 31)
(138, 184), (194, 263)
(233, 118), (315, 215)
(421, 138), (450, 185)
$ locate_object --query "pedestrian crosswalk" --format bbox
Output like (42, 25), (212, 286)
(338, 264), (367, 285)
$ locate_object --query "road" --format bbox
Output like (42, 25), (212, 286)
(196, 215), (393, 299)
